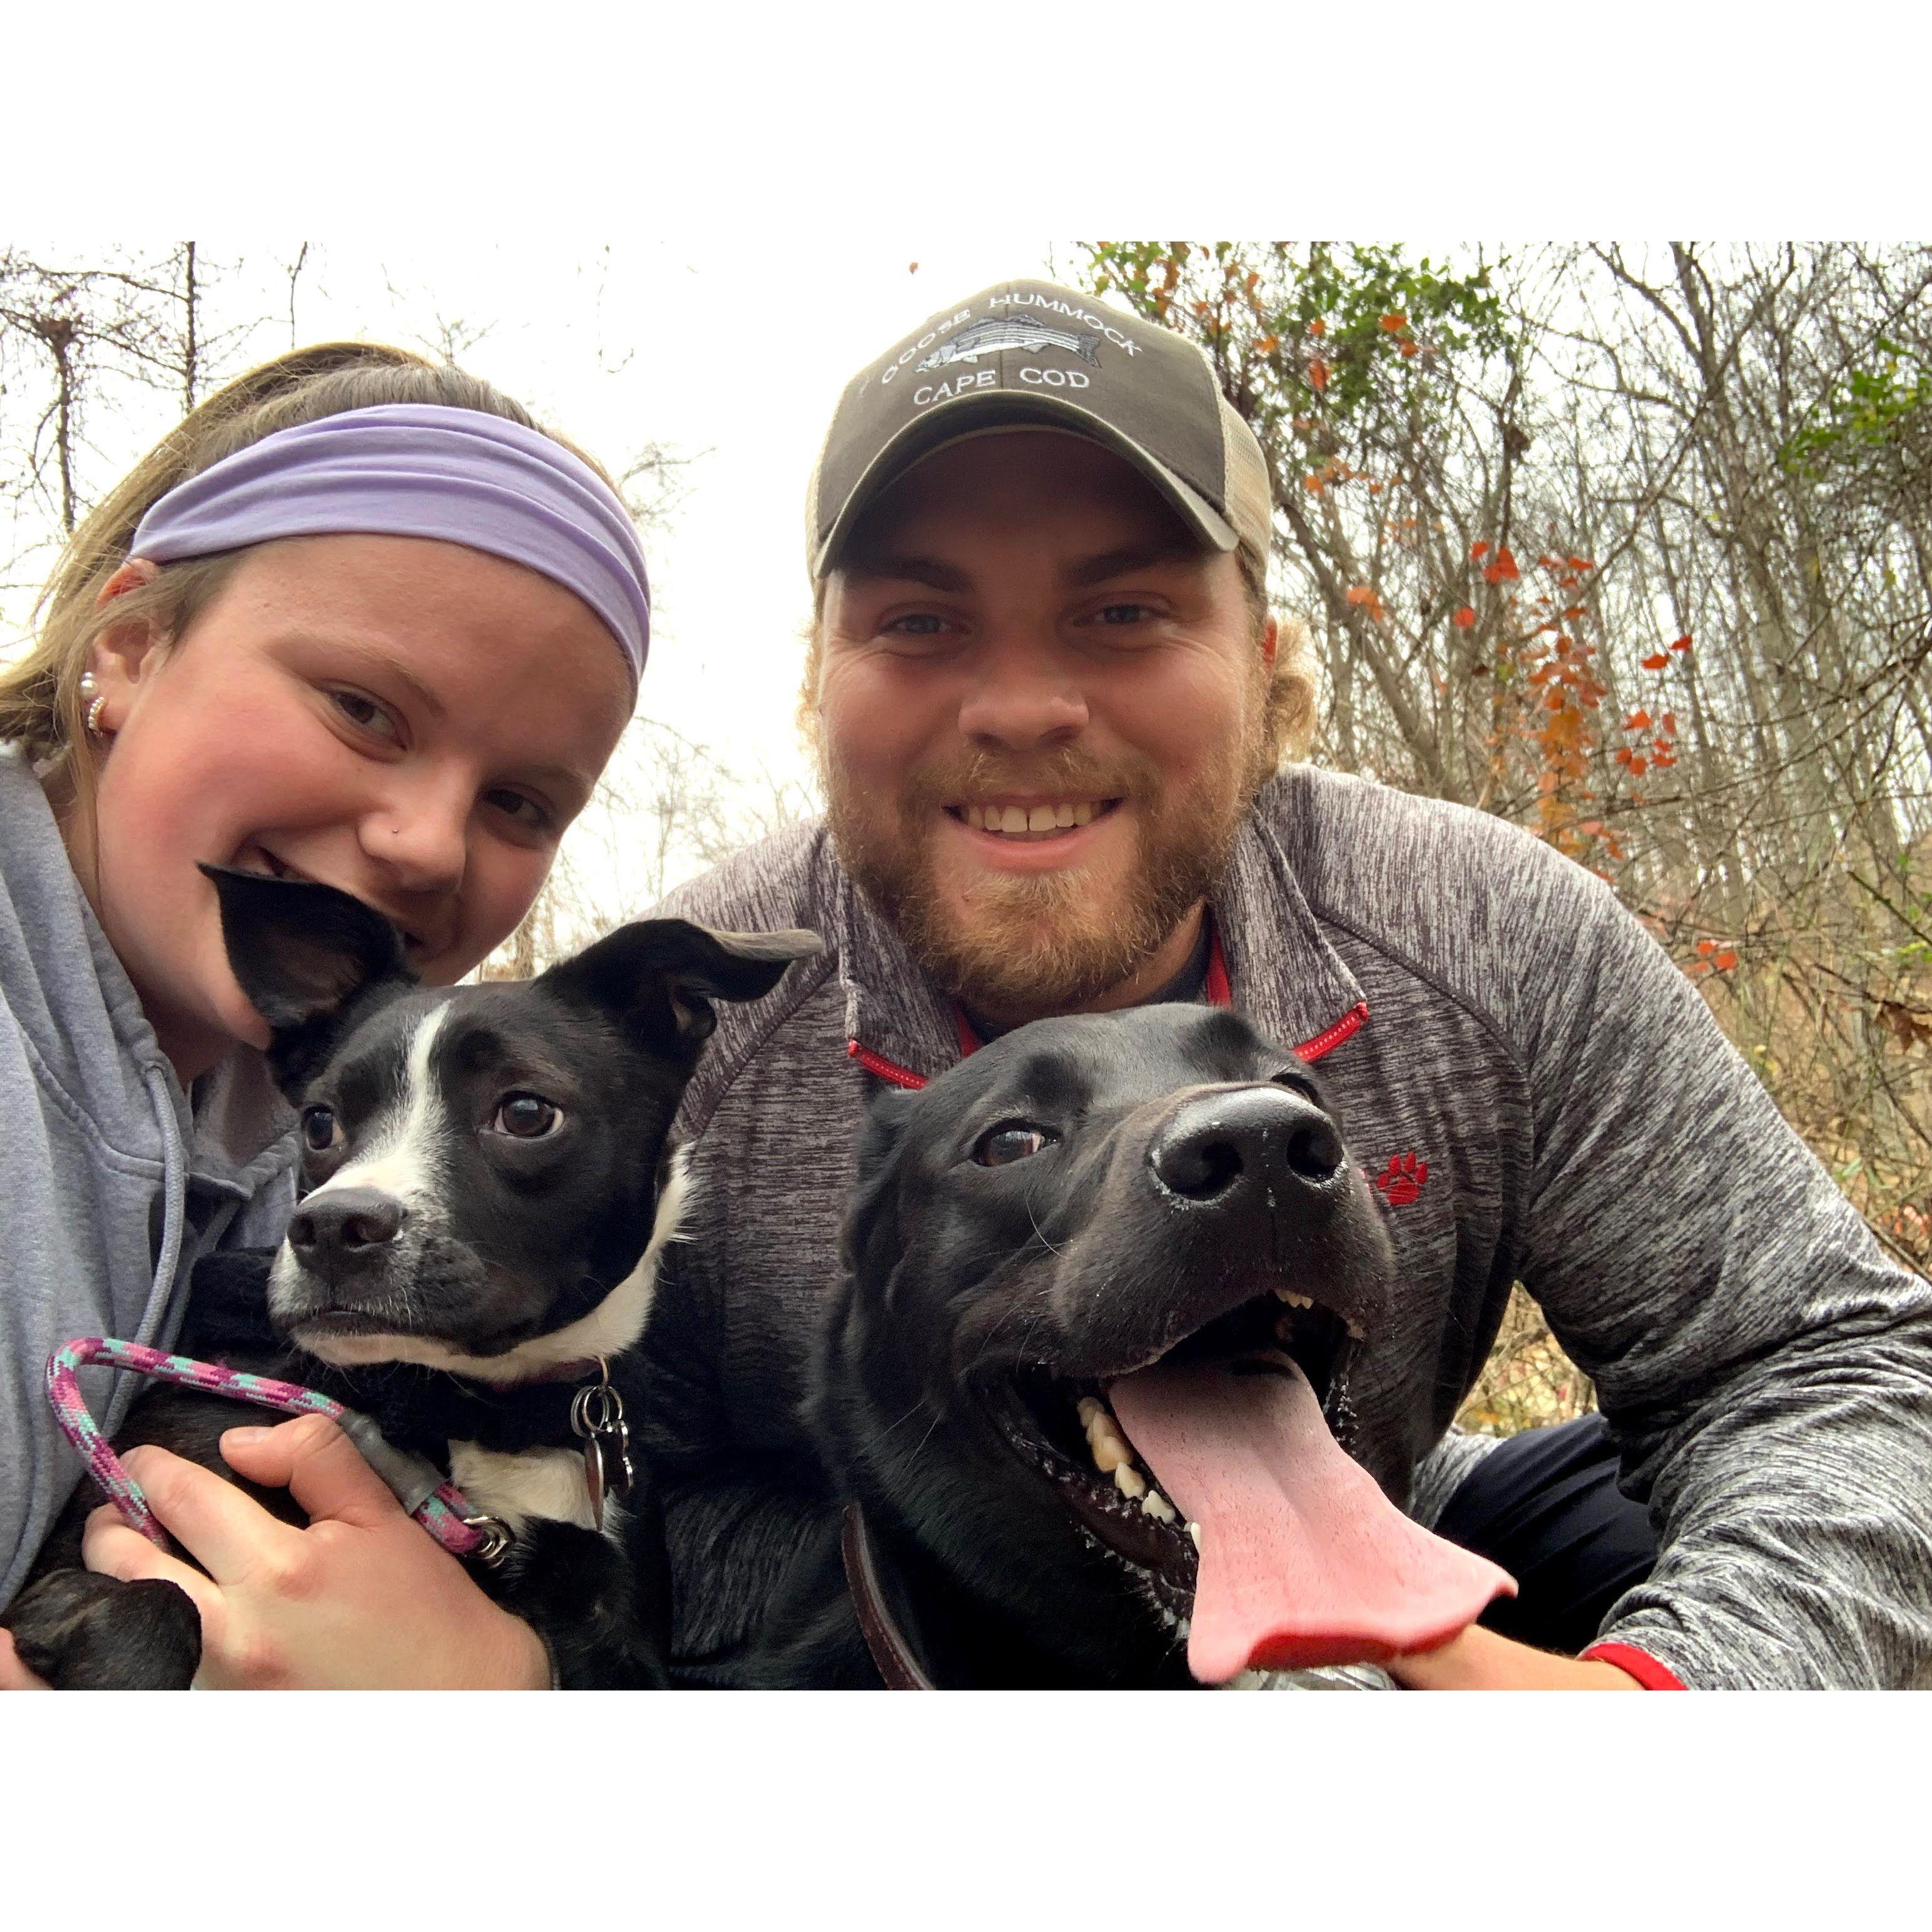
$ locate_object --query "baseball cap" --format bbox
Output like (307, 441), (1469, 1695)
(805, 278), (1274, 579)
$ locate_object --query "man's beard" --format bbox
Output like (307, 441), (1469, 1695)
(824, 728), (1263, 1020)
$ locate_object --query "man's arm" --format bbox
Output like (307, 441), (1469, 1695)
(1505, 858), (1932, 1688)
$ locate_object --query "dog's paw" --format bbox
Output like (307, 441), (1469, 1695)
(4, 1572), (203, 1690)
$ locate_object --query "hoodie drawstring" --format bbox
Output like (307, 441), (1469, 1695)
(133, 1064), (187, 1353)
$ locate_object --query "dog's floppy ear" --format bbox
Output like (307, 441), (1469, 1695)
(841, 1084), (918, 1266)
(541, 918), (822, 1052)
(204, 864), (410, 1027)
(203, 864), (412, 1092)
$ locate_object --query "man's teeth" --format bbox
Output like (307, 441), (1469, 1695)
(1080, 1393), (1177, 1522)
(960, 801), (1103, 837)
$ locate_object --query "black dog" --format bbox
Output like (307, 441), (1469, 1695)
(749, 1003), (1509, 1688)
(5, 865), (817, 1689)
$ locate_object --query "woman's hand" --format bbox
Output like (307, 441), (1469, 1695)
(78, 1414), (551, 1689)
(0, 1629), (51, 1689)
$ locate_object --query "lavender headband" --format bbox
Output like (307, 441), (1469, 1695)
(130, 403), (649, 687)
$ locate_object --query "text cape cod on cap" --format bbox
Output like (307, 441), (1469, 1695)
(805, 279), (1273, 579)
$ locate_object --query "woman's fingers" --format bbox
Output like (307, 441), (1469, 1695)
(99, 1444), (297, 1585)
(0, 1627), (51, 1690)
(81, 1502), (222, 1615)
(220, 1415), (407, 1532)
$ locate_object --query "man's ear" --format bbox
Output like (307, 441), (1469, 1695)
(202, 863), (411, 1032)
(539, 918), (822, 1053)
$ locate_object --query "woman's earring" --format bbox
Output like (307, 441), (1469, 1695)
(79, 673), (109, 739)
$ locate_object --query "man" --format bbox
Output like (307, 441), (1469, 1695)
(642, 277), (1932, 1688)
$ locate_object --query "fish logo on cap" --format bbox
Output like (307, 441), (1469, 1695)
(913, 313), (1104, 374)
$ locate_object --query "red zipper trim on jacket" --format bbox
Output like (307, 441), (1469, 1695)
(1579, 1642), (1687, 1690)
(1293, 1000), (1368, 1064)
(846, 1040), (928, 1091)
(851, 925), (1365, 1085)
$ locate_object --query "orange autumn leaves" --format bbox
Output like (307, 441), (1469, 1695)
(1617, 634), (1691, 776)
(1639, 634), (1696, 673)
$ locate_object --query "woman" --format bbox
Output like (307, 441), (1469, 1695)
(0, 342), (649, 1686)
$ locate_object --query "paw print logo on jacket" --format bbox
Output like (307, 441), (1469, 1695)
(1374, 1151), (1429, 1207)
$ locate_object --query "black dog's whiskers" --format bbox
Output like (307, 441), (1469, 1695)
(1022, 1191), (1066, 1260)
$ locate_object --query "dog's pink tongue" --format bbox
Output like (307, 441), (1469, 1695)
(1107, 1357), (1515, 1684)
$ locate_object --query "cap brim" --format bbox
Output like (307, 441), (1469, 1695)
(812, 391), (1239, 579)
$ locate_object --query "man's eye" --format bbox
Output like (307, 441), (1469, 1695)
(300, 1105), (342, 1153)
(973, 1122), (1058, 1166)
(487, 1093), (564, 1139)
(883, 613), (948, 638)
(1095, 602), (1154, 626)
(329, 689), (400, 740)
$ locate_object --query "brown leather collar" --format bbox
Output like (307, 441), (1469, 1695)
(840, 1504), (934, 1690)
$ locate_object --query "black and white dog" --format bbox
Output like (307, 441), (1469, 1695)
(5, 865), (818, 1689)
(748, 1004), (1510, 1689)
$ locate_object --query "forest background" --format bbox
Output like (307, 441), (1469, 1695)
(6, 240), (1927, 1433)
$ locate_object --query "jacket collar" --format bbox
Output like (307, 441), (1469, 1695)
(838, 773), (1368, 1084)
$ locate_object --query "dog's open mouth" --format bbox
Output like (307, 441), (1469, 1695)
(991, 1289), (1353, 1613)
(986, 1284), (1513, 1684)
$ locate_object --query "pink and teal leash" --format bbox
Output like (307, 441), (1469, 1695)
(46, 1337), (511, 1565)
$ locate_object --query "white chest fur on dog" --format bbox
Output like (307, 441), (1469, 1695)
(447, 1443), (604, 1535)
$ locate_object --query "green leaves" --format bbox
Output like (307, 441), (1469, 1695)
(1778, 338), (1932, 479)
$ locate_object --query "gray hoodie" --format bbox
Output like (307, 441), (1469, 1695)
(0, 746), (300, 1609)
(643, 765), (1932, 1689)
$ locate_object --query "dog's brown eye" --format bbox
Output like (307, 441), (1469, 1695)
(489, 1092), (563, 1139)
(300, 1106), (342, 1153)
(974, 1122), (1056, 1167)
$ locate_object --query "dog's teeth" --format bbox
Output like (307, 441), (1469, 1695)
(1274, 1288), (1314, 1309)
(1186, 1520), (1202, 1549)
(1141, 1490), (1176, 1523)
(1345, 1318), (1365, 1341)
(1176, 1617), (1190, 1640)
(1114, 1463), (1146, 1499)
(1093, 1435), (1131, 1474)
(1076, 1396), (1107, 1430)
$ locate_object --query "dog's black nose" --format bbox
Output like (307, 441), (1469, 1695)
(289, 1187), (406, 1259)
(1149, 1086), (1345, 1202)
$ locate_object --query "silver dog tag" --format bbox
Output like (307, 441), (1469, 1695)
(571, 1370), (635, 1532)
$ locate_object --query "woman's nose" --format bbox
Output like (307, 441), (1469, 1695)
(359, 783), (469, 895)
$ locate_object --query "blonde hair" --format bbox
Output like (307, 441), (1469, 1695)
(0, 340), (617, 826)
(797, 541), (1318, 782)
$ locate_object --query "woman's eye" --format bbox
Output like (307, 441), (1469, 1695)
(330, 689), (400, 740)
(300, 1106), (342, 1154)
(485, 788), (552, 831)
(487, 1093), (564, 1139)
(973, 1122), (1057, 1167)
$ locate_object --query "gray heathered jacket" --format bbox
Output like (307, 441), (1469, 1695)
(1, 746), (300, 1610)
(644, 763), (1932, 1689)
